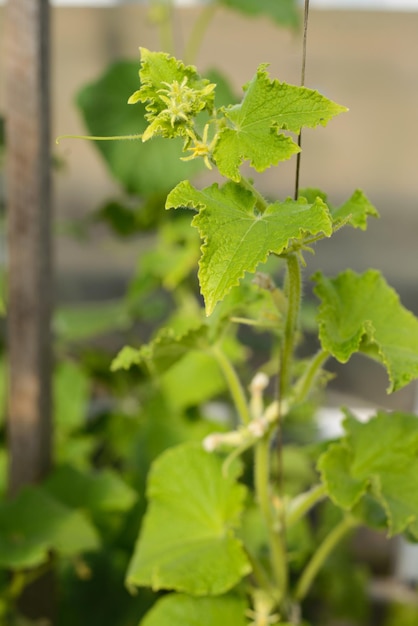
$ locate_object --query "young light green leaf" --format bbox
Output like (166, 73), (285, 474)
(219, 0), (299, 28)
(126, 442), (251, 595)
(140, 593), (248, 626)
(131, 48), (215, 141)
(213, 65), (347, 181)
(313, 269), (418, 392)
(301, 188), (379, 231)
(77, 60), (203, 196)
(0, 487), (99, 569)
(318, 411), (418, 538)
(111, 326), (209, 374)
(167, 180), (333, 315)
(44, 465), (137, 514)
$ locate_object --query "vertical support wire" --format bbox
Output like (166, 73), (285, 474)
(294, 0), (310, 201)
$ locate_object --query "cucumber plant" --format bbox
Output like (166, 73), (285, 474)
(100, 46), (418, 626)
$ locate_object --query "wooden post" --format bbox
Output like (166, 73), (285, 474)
(4, 0), (52, 495)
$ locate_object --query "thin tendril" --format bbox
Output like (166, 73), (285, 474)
(56, 133), (143, 144)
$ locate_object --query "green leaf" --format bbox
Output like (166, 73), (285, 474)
(318, 411), (418, 538)
(54, 300), (131, 342)
(45, 465), (137, 514)
(140, 593), (248, 626)
(219, 0), (299, 28)
(301, 188), (379, 230)
(126, 442), (251, 595)
(214, 65), (347, 181)
(111, 326), (209, 374)
(167, 180), (332, 315)
(77, 60), (202, 196)
(0, 487), (99, 569)
(132, 48), (215, 141)
(161, 350), (227, 410)
(54, 360), (90, 434)
(313, 269), (418, 392)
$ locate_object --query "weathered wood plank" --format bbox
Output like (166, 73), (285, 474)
(5, 0), (53, 495)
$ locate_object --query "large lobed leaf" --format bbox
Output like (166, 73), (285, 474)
(126, 442), (251, 595)
(167, 180), (333, 315)
(318, 411), (418, 538)
(214, 65), (347, 181)
(313, 269), (418, 392)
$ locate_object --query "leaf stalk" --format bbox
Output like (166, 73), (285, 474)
(294, 514), (358, 602)
(211, 345), (251, 425)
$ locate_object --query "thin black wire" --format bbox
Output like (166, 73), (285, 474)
(294, 0), (310, 201)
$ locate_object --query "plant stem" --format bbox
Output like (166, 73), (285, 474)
(286, 484), (327, 528)
(183, 2), (218, 65)
(255, 434), (288, 604)
(293, 349), (330, 405)
(279, 254), (302, 400)
(154, 0), (176, 55)
(294, 514), (358, 602)
(211, 345), (251, 425)
(240, 177), (269, 213)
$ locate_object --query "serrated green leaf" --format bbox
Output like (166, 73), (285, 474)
(111, 326), (210, 374)
(77, 60), (202, 196)
(126, 442), (251, 595)
(301, 188), (379, 230)
(214, 65), (347, 181)
(0, 487), (99, 569)
(167, 180), (332, 315)
(313, 269), (418, 392)
(44, 465), (137, 514)
(219, 0), (299, 28)
(318, 412), (418, 538)
(133, 48), (215, 141)
(140, 593), (248, 626)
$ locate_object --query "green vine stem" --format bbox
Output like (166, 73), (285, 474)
(294, 514), (359, 602)
(210, 345), (251, 425)
(183, 2), (218, 65)
(279, 253), (302, 401)
(255, 433), (288, 604)
(149, 0), (176, 55)
(240, 176), (269, 213)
